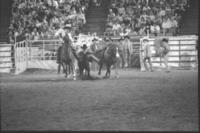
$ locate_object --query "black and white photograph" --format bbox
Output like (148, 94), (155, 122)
(0, 0), (199, 131)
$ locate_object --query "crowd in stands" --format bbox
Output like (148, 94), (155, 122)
(8, 0), (89, 43)
(104, 0), (189, 37)
(8, 0), (191, 43)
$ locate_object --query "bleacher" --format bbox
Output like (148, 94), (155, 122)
(104, 0), (192, 37)
(0, 0), (199, 42)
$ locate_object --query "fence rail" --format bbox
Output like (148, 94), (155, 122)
(2, 35), (197, 74)
(140, 35), (198, 70)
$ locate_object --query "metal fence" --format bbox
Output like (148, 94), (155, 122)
(140, 35), (198, 71)
(12, 35), (198, 74)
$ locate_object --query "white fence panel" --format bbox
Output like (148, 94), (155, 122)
(140, 35), (198, 71)
(0, 44), (13, 73)
(14, 41), (28, 74)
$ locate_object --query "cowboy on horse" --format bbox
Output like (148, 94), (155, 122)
(56, 24), (78, 79)
(56, 24), (74, 74)
(93, 36), (121, 78)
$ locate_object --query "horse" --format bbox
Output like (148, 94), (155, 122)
(93, 43), (122, 78)
(58, 35), (78, 80)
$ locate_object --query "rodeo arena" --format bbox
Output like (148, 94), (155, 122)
(0, 0), (199, 131)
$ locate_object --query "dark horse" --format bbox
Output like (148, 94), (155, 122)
(92, 43), (122, 78)
(58, 35), (78, 79)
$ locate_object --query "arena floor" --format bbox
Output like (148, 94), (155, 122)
(0, 68), (199, 131)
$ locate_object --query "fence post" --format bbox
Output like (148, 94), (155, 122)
(140, 38), (145, 71)
(26, 40), (28, 68)
(179, 40), (181, 68)
(42, 40), (45, 60)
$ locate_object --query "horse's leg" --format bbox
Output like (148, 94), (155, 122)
(88, 69), (91, 78)
(62, 63), (67, 77)
(79, 67), (83, 79)
(71, 63), (76, 80)
(120, 53), (125, 68)
(66, 64), (69, 78)
(86, 63), (91, 79)
(98, 62), (103, 75)
(74, 59), (79, 77)
(104, 64), (109, 78)
(114, 63), (119, 78)
(69, 65), (72, 76)
(57, 63), (61, 74)
(67, 65), (70, 75)
(108, 65), (111, 78)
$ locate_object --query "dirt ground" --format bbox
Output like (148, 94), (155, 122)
(0, 68), (199, 131)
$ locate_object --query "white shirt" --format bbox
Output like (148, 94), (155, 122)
(112, 24), (121, 30)
(55, 28), (65, 37)
(171, 20), (178, 27)
(68, 33), (73, 42)
(150, 25), (160, 32)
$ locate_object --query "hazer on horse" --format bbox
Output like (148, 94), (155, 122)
(56, 24), (78, 80)
(93, 37), (122, 78)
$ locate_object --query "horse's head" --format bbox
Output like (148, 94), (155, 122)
(90, 43), (97, 52)
(105, 44), (119, 56)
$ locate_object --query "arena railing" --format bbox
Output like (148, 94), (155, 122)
(140, 35), (198, 70)
(13, 34), (198, 74)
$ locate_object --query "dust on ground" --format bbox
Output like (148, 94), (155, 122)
(0, 69), (198, 131)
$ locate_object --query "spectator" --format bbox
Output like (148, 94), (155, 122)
(118, 4), (126, 15)
(122, 35), (132, 67)
(162, 17), (172, 35)
(150, 22), (160, 36)
(112, 21), (121, 36)
(170, 17), (178, 35)
(142, 39), (153, 72)
(10, 0), (89, 41)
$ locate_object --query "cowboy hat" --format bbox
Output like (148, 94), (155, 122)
(104, 37), (110, 41)
(143, 38), (149, 42)
(118, 37), (124, 41)
(124, 35), (130, 39)
(162, 38), (169, 42)
(81, 44), (87, 49)
(92, 38), (98, 41)
(63, 24), (72, 29)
